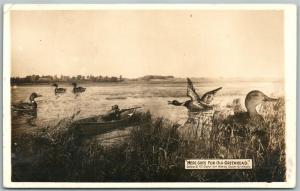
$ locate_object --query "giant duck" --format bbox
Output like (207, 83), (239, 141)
(227, 90), (278, 128)
(224, 90), (278, 150)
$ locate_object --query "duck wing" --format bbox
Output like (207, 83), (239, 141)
(186, 78), (201, 101)
(73, 87), (86, 93)
(187, 101), (213, 112)
(199, 87), (222, 104)
(57, 88), (66, 93)
(12, 102), (33, 111)
(78, 87), (86, 92)
(58, 87), (66, 91)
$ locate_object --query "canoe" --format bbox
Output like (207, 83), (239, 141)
(73, 108), (136, 136)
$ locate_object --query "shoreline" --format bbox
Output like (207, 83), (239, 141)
(11, 78), (284, 87)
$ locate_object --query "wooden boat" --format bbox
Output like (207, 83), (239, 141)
(73, 108), (137, 136)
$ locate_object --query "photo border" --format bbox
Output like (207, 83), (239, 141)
(2, 4), (297, 188)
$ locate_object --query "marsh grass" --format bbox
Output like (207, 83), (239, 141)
(12, 98), (285, 182)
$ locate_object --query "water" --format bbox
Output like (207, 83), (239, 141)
(11, 81), (284, 127)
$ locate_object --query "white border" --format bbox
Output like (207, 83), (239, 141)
(2, 4), (297, 188)
(283, 4), (297, 188)
(2, 4), (297, 10)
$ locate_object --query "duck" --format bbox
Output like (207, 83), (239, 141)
(12, 92), (42, 116)
(227, 90), (278, 128)
(72, 82), (86, 94)
(223, 90), (278, 150)
(168, 78), (222, 112)
(52, 83), (66, 95)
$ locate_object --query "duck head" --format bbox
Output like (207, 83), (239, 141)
(29, 92), (42, 102)
(52, 83), (58, 87)
(245, 90), (278, 117)
(168, 100), (183, 106)
(71, 82), (77, 87)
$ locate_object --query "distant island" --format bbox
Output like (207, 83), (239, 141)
(11, 75), (175, 85)
(10, 74), (283, 86)
(137, 75), (174, 81)
(11, 75), (124, 85)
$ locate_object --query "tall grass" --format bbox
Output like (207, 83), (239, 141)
(11, 98), (285, 182)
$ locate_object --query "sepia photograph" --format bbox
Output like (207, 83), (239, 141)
(3, 4), (296, 188)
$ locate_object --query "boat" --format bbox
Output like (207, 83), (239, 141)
(73, 108), (138, 136)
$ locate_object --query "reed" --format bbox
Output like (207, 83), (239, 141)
(11, 98), (285, 182)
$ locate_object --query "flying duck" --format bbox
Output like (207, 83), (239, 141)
(52, 83), (66, 95)
(168, 78), (222, 112)
(12, 92), (42, 116)
(72, 82), (86, 94)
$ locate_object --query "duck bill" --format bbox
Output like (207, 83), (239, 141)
(263, 96), (278, 102)
(36, 94), (42, 98)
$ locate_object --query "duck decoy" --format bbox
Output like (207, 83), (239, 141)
(168, 78), (222, 112)
(223, 90), (278, 154)
(72, 82), (86, 94)
(227, 90), (278, 127)
(52, 83), (66, 95)
(12, 92), (42, 116)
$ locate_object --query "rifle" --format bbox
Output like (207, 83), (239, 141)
(119, 107), (142, 113)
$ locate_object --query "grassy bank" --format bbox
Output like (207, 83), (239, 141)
(11, 98), (285, 182)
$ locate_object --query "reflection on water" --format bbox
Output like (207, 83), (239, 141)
(11, 81), (284, 128)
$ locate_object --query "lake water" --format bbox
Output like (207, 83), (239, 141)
(11, 81), (284, 127)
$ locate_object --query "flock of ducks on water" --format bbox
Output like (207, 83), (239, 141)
(12, 83), (86, 115)
(52, 82), (86, 95)
(12, 78), (278, 135)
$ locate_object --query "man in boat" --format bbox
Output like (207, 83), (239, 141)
(102, 105), (122, 121)
(102, 105), (141, 121)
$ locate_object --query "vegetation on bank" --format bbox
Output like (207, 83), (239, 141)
(12, 98), (285, 182)
(11, 74), (283, 86)
(11, 75), (125, 85)
(11, 75), (175, 85)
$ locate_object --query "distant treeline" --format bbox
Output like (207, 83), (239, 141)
(11, 74), (177, 85)
(11, 75), (124, 84)
(137, 75), (174, 80)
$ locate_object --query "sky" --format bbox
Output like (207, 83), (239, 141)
(10, 10), (284, 78)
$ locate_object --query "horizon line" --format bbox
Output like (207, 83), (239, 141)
(10, 74), (284, 79)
